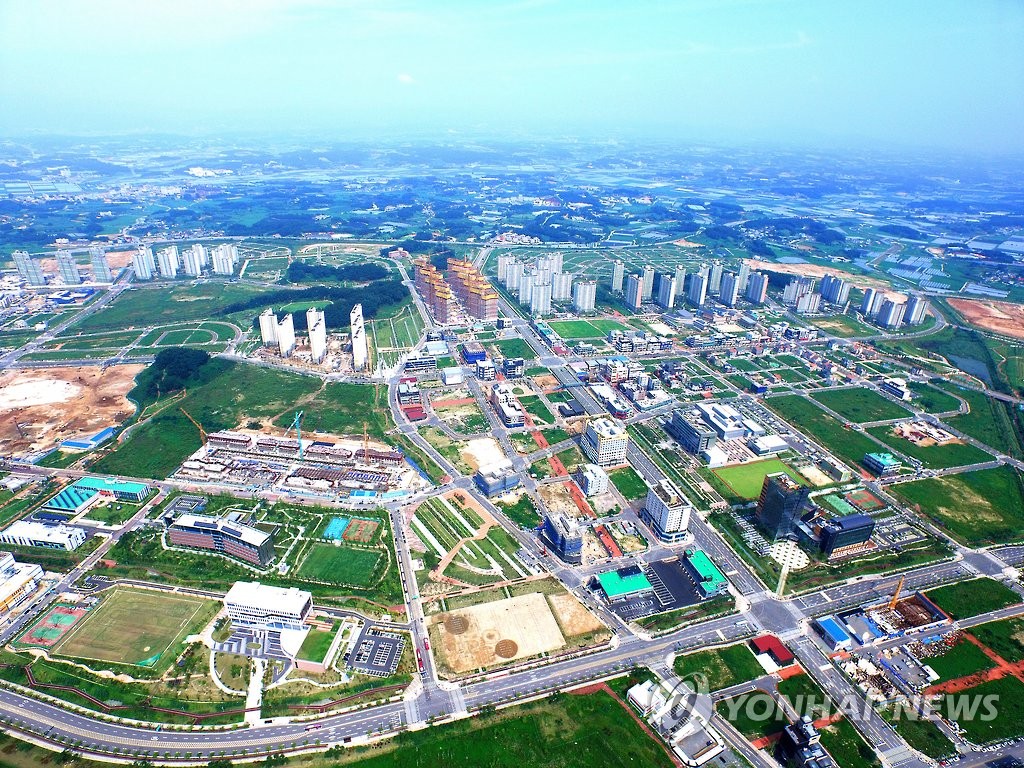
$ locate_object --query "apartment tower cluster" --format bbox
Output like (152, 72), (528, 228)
(496, 251), (595, 316)
(412, 256), (497, 323)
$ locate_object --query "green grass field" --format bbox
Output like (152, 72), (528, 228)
(717, 691), (788, 740)
(908, 381), (962, 413)
(939, 675), (1024, 744)
(296, 625), (337, 663)
(297, 543), (381, 587)
(812, 387), (912, 423)
(940, 382), (1024, 458)
(712, 458), (804, 499)
(891, 466), (1024, 546)
(883, 709), (956, 760)
(926, 578), (1022, 620)
(766, 394), (897, 469)
(608, 466), (648, 501)
(923, 639), (995, 680)
(968, 617), (1024, 663)
(492, 337), (536, 360)
(56, 589), (216, 670)
(866, 425), (992, 469)
(672, 643), (763, 691)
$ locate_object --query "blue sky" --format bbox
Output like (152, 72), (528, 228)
(1, 0), (1022, 152)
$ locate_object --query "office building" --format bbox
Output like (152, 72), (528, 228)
(530, 281), (552, 316)
(491, 381), (525, 426)
(502, 357), (526, 378)
(775, 717), (831, 768)
(860, 287), (883, 317)
(259, 308), (279, 346)
(820, 274), (850, 305)
(0, 552), (43, 617)
(582, 418), (629, 467)
(880, 377), (911, 400)
(687, 273), (707, 307)
(665, 409), (719, 454)
(863, 452), (901, 476)
(683, 548), (729, 598)
(905, 295), (928, 326)
(474, 459), (521, 496)
(157, 246), (179, 279)
(655, 274), (676, 309)
(575, 464), (610, 496)
(350, 303), (368, 370)
(551, 271), (573, 301)
(820, 515), (875, 558)
(12, 250), (45, 285)
(306, 307), (327, 364)
(641, 265), (655, 300)
(610, 260), (625, 292)
(89, 247), (113, 282)
(719, 271), (739, 307)
(708, 263), (723, 293)
(641, 479), (692, 543)
(277, 313), (296, 358)
(224, 582), (312, 632)
(56, 250), (82, 284)
(0, 521), (87, 551)
(541, 514), (583, 564)
(182, 245), (204, 277)
(170, 514), (275, 567)
(755, 473), (810, 540)
(745, 271), (768, 304)
(212, 244), (238, 275)
(694, 401), (765, 440)
(572, 280), (597, 313)
(876, 298), (906, 328)
(133, 247), (155, 280)
(624, 273), (644, 311)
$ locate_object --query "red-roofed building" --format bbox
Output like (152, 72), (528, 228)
(751, 634), (794, 665)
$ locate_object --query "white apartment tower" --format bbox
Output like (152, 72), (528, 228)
(505, 260), (524, 291)
(497, 253), (516, 284)
(182, 245), (204, 277)
(157, 246), (179, 279)
(572, 280), (597, 313)
(306, 307), (327, 364)
(719, 272), (739, 307)
(12, 250), (45, 285)
(89, 247), (113, 283)
(655, 274), (676, 309)
(350, 303), (368, 371)
(611, 260), (625, 292)
(132, 247), (155, 281)
(687, 273), (708, 307)
(625, 273), (644, 311)
(530, 281), (553, 316)
(56, 250), (82, 284)
(212, 244), (238, 275)
(641, 264), (655, 300)
(551, 271), (573, 301)
(259, 308), (279, 346)
(277, 313), (296, 358)
(746, 272), (768, 304)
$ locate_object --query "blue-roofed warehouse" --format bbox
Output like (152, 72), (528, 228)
(814, 615), (853, 652)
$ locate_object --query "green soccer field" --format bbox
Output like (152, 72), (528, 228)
(297, 542), (382, 587)
(55, 589), (216, 669)
(712, 458), (804, 499)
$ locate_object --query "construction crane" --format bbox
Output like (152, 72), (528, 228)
(284, 410), (304, 460)
(888, 575), (906, 610)
(179, 407), (207, 443)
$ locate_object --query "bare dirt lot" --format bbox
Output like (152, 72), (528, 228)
(745, 259), (905, 299)
(949, 298), (1024, 341)
(434, 592), (565, 673)
(0, 365), (142, 454)
(548, 592), (605, 636)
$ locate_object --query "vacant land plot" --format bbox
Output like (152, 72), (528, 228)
(608, 466), (648, 501)
(767, 394), (894, 468)
(968, 617), (1024, 663)
(74, 282), (267, 332)
(717, 691), (788, 741)
(866, 425), (992, 469)
(56, 589), (215, 669)
(672, 643), (763, 691)
(949, 298), (1024, 341)
(812, 387), (912, 423)
(433, 592), (565, 673)
(908, 381), (962, 414)
(297, 543), (381, 587)
(939, 675), (1024, 744)
(891, 466), (1024, 546)
(926, 578), (1022, 620)
(941, 383), (1024, 458)
(924, 639), (995, 680)
(713, 458), (804, 500)
(492, 337), (535, 360)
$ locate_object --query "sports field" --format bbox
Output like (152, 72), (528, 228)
(548, 318), (629, 339)
(297, 542), (381, 587)
(55, 589), (216, 669)
(713, 458), (804, 499)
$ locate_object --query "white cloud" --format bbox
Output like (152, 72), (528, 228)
(397, 73), (416, 85)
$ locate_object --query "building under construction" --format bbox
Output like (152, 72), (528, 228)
(447, 257), (499, 321)
(413, 257), (454, 324)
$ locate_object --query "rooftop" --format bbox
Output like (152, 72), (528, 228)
(224, 581), (312, 613)
(598, 568), (653, 598)
(684, 549), (727, 591)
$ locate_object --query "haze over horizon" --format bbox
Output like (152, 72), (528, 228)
(1, 0), (1023, 155)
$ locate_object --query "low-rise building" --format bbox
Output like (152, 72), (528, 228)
(666, 409), (718, 454)
(0, 520), (87, 551)
(863, 452), (901, 476)
(169, 514), (275, 566)
(474, 460), (520, 496)
(575, 464), (609, 496)
(880, 377), (911, 401)
(541, 513), (583, 564)
(0, 552), (44, 616)
(820, 514), (875, 558)
(224, 582), (312, 632)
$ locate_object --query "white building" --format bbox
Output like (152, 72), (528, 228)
(157, 246), (179, 279)
(350, 303), (368, 370)
(719, 272), (739, 307)
(575, 464), (610, 496)
(307, 307), (327, 364)
(505, 260), (524, 291)
(572, 280), (597, 313)
(552, 271), (573, 301)
(641, 265), (655, 300)
(259, 308), (279, 346)
(687, 273), (707, 307)
(905, 295), (929, 325)
(13, 250), (46, 286)
(877, 298), (906, 328)
(90, 247), (113, 283)
(582, 418), (629, 467)
(611, 260), (625, 293)
(212, 244), (238, 275)
(530, 281), (552, 316)
(277, 313), (296, 358)
(497, 253), (516, 284)
(182, 245), (204, 277)
(625, 274), (644, 311)
(745, 272), (768, 304)
(56, 250), (82, 284)
(642, 479), (691, 543)
(0, 552), (43, 617)
(224, 581), (312, 632)
(133, 247), (155, 280)
(0, 521), (87, 551)
(656, 274), (676, 309)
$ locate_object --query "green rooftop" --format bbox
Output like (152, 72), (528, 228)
(685, 549), (728, 591)
(74, 476), (150, 496)
(598, 569), (653, 598)
(864, 452), (900, 467)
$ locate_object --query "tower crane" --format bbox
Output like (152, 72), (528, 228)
(284, 410), (304, 460)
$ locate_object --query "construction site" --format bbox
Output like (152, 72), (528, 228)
(413, 257), (498, 324)
(171, 413), (428, 502)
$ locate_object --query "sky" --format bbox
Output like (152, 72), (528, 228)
(1, 0), (1023, 153)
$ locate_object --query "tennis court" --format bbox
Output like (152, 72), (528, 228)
(322, 516), (351, 540)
